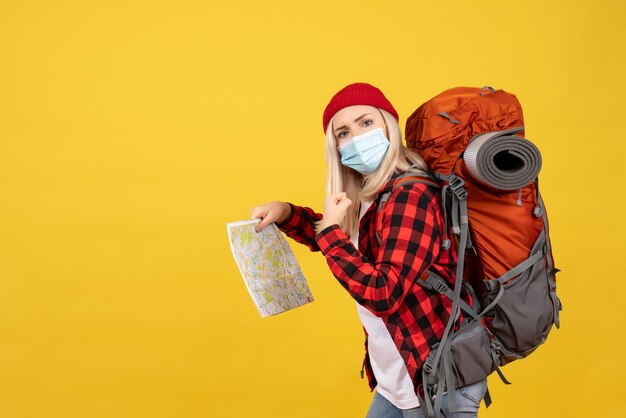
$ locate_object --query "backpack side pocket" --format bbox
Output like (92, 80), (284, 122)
(449, 319), (496, 387)
(481, 230), (555, 365)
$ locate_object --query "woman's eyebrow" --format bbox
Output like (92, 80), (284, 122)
(333, 113), (371, 133)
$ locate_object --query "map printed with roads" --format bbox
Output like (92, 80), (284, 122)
(227, 219), (314, 317)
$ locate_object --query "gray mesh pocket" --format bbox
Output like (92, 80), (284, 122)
(481, 233), (555, 365)
(449, 320), (496, 387)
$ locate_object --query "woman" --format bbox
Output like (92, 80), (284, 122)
(251, 83), (487, 418)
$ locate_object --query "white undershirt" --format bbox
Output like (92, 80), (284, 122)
(351, 200), (420, 409)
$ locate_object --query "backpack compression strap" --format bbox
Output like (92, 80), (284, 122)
(419, 172), (470, 418)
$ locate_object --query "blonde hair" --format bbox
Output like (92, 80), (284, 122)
(324, 108), (429, 235)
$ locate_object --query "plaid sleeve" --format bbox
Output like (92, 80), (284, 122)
(315, 184), (441, 316)
(276, 203), (323, 252)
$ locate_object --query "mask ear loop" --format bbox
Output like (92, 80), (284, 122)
(376, 108), (389, 138)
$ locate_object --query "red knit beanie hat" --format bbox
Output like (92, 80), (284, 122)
(322, 82), (399, 132)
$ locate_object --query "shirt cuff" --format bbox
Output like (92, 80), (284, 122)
(275, 203), (297, 232)
(315, 224), (351, 255)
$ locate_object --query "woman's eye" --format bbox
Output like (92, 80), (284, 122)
(337, 131), (348, 138)
(362, 119), (373, 127)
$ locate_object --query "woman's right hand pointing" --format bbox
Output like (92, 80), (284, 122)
(250, 201), (292, 232)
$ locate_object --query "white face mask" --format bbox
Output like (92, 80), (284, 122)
(338, 127), (390, 175)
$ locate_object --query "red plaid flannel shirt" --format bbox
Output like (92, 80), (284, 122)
(277, 173), (460, 392)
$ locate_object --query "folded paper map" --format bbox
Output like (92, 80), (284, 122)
(227, 219), (314, 317)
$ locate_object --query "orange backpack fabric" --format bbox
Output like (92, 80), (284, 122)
(405, 87), (547, 289)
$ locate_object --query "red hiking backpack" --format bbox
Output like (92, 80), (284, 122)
(380, 86), (560, 417)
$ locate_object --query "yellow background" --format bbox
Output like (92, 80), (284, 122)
(1, 1), (624, 417)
